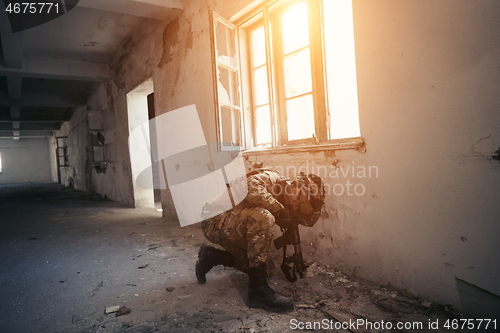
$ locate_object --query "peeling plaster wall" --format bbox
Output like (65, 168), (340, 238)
(54, 0), (499, 310)
(57, 105), (91, 191)
(0, 138), (53, 184)
(151, 0), (256, 217)
(87, 82), (136, 207)
(152, 0), (499, 309)
(55, 19), (169, 207)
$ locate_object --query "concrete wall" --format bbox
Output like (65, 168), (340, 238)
(55, 0), (500, 311)
(57, 104), (91, 190)
(151, 0), (500, 310)
(48, 136), (58, 183)
(55, 19), (169, 207)
(348, 0), (500, 307)
(0, 138), (53, 184)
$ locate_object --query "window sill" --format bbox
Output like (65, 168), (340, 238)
(242, 137), (365, 156)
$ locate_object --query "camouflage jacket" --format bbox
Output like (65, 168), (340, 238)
(201, 169), (284, 220)
(237, 169), (284, 216)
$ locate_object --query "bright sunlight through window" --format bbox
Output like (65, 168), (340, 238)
(214, 0), (361, 150)
(323, 0), (360, 139)
(281, 2), (315, 141)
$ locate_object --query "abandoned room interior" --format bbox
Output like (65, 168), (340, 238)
(0, 0), (499, 332)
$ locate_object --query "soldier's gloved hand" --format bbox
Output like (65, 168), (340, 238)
(275, 209), (291, 229)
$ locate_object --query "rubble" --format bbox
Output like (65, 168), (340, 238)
(69, 260), (492, 333)
(2, 185), (493, 333)
(105, 306), (120, 314)
(116, 306), (132, 317)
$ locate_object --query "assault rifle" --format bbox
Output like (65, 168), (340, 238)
(273, 180), (306, 282)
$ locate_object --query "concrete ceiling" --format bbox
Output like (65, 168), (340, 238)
(0, 0), (183, 139)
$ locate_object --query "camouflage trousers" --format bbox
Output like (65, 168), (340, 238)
(201, 207), (275, 275)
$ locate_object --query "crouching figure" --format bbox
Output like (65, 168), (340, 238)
(196, 168), (325, 313)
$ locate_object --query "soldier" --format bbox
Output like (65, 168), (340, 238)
(195, 168), (325, 313)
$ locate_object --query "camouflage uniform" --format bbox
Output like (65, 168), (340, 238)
(201, 169), (284, 273)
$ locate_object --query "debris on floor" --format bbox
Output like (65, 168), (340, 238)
(116, 306), (132, 317)
(105, 306), (121, 314)
(65, 261), (497, 333)
(1, 184), (497, 333)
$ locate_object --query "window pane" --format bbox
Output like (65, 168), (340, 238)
(281, 1), (309, 55)
(283, 48), (312, 98)
(252, 66), (269, 106)
(218, 66), (240, 107)
(286, 94), (315, 141)
(213, 13), (242, 150)
(220, 106), (241, 146)
(323, 0), (360, 139)
(251, 26), (266, 67)
(255, 105), (272, 145)
(216, 21), (237, 68)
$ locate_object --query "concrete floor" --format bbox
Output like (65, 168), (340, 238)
(0, 183), (495, 333)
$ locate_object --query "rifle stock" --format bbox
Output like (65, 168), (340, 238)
(274, 181), (306, 282)
(273, 233), (290, 250)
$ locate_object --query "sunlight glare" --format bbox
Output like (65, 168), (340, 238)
(323, 0), (360, 139)
(281, 2), (309, 55)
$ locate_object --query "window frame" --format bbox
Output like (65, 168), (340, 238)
(210, 11), (245, 152)
(269, 0), (328, 146)
(212, 0), (364, 154)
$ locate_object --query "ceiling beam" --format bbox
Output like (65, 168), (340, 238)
(21, 122), (62, 130)
(0, 118), (71, 123)
(76, 0), (182, 20)
(0, 130), (53, 138)
(0, 56), (112, 81)
(131, 0), (182, 8)
(0, 111), (73, 122)
(0, 121), (62, 131)
(9, 104), (20, 139)
(6, 76), (22, 101)
(0, 92), (84, 108)
(9, 105), (20, 120)
(0, 1), (24, 68)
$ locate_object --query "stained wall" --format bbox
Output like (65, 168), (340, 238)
(53, 0), (500, 312)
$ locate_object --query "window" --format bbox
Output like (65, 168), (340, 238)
(211, 12), (243, 151)
(212, 0), (361, 151)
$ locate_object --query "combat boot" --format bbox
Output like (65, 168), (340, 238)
(196, 244), (235, 284)
(247, 263), (294, 313)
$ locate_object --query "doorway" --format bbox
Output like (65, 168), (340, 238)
(126, 78), (160, 209)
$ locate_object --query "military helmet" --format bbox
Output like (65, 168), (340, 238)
(293, 172), (325, 227)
